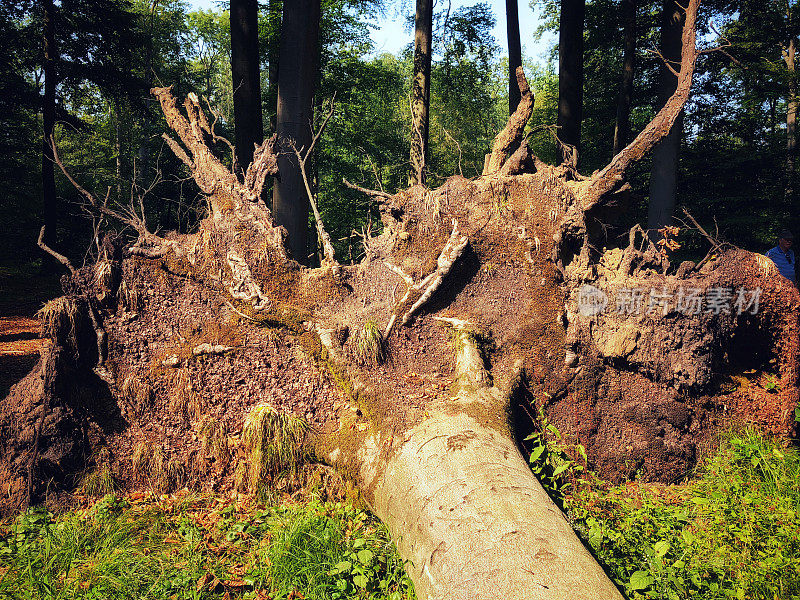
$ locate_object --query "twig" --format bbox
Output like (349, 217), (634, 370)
(681, 208), (722, 250)
(38, 226), (76, 274)
(343, 178), (393, 200)
(288, 94), (338, 268)
(442, 127), (464, 177)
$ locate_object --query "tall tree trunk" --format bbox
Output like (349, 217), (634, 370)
(647, 0), (685, 236)
(272, 0), (320, 263)
(267, 0), (281, 133)
(231, 0), (264, 172)
(42, 0), (57, 255)
(114, 100), (123, 203)
(410, 0), (433, 185)
(613, 0), (636, 156)
(785, 36), (797, 203)
(506, 0), (523, 115)
(557, 0), (584, 164)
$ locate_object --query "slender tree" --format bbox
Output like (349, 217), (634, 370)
(506, 0), (523, 115)
(267, 0), (281, 133)
(783, 29), (798, 202)
(272, 0), (320, 263)
(557, 0), (585, 163)
(647, 0), (685, 236)
(613, 0), (636, 155)
(231, 0), (264, 171)
(410, 0), (433, 185)
(42, 0), (57, 255)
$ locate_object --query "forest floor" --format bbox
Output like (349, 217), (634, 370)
(0, 268), (60, 397)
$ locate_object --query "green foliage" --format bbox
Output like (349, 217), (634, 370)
(525, 406), (587, 507)
(267, 501), (414, 599)
(0, 494), (415, 600)
(567, 429), (800, 600)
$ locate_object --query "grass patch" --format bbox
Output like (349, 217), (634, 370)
(566, 429), (800, 599)
(241, 404), (309, 497)
(0, 493), (415, 600)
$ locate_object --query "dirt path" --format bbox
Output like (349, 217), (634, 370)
(0, 316), (44, 397)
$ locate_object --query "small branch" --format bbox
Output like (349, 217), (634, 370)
(343, 178), (394, 200)
(681, 208), (722, 250)
(645, 48), (681, 77)
(289, 95), (339, 269)
(38, 226), (76, 274)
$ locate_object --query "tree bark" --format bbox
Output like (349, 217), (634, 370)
(613, 0), (636, 156)
(557, 0), (584, 163)
(267, 0), (281, 133)
(231, 0), (264, 172)
(646, 0), (685, 237)
(506, 0), (523, 116)
(410, 0), (433, 185)
(42, 0), (57, 255)
(785, 36), (797, 203)
(272, 0), (320, 263)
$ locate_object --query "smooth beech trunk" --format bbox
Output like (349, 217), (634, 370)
(557, 0), (584, 162)
(42, 0), (57, 252)
(231, 0), (264, 171)
(784, 36), (797, 202)
(646, 0), (685, 236)
(506, 0), (523, 115)
(613, 0), (636, 156)
(272, 0), (320, 263)
(410, 0), (433, 185)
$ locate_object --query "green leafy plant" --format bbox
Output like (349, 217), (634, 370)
(525, 406), (586, 507)
(568, 429), (800, 599)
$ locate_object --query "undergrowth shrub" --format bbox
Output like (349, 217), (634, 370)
(564, 428), (800, 599)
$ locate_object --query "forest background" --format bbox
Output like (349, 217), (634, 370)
(0, 0), (794, 273)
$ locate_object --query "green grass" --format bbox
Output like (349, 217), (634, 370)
(0, 494), (415, 600)
(566, 429), (800, 600)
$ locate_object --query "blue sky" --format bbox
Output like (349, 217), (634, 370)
(187, 0), (554, 64)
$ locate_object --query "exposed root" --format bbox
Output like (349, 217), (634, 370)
(226, 250), (271, 311)
(483, 67), (534, 175)
(385, 219), (469, 336)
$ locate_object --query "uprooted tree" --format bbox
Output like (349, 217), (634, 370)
(3, 1), (799, 597)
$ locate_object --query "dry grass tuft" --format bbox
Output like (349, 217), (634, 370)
(94, 259), (113, 289)
(121, 376), (154, 418)
(166, 458), (186, 491)
(197, 415), (230, 468)
(355, 319), (386, 365)
(36, 297), (79, 345)
(78, 448), (116, 497)
(169, 368), (197, 420)
(117, 279), (142, 311)
(150, 446), (167, 493)
(132, 440), (151, 477)
(241, 404), (309, 495)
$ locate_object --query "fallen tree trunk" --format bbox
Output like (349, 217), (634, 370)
(4, 1), (799, 597)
